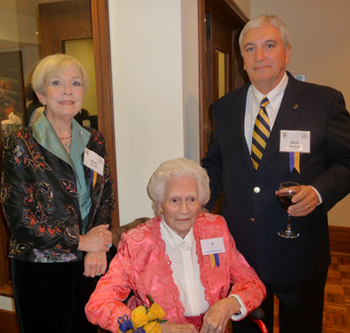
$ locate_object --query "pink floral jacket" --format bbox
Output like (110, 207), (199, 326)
(85, 213), (266, 332)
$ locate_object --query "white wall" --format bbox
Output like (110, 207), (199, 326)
(21, 45), (40, 85)
(181, 0), (199, 162)
(250, 0), (350, 227)
(0, 9), (38, 45)
(109, 0), (199, 225)
(0, 7), (40, 91)
(0, 296), (14, 312)
(251, 0), (350, 106)
(235, 0), (250, 18)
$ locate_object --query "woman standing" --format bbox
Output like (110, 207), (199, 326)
(1, 54), (114, 333)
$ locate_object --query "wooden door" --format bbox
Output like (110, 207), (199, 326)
(198, 0), (249, 213)
(199, 0), (248, 158)
(205, 13), (234, 150)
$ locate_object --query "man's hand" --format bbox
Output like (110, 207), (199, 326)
(287, 185), (319, 216)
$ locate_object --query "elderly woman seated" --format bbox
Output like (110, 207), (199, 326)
(85, 158), (266, 333)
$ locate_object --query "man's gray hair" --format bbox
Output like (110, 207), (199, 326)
(239, 15), (291, 54)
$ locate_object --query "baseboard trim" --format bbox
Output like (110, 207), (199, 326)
(0, 309), (19, 333)
(329, 225), (350, 254)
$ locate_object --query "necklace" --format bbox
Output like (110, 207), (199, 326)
(59, 135), (72, 149)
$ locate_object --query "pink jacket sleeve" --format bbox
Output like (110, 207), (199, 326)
(227, 235), (266, 315)
(85, 245), (134, 332)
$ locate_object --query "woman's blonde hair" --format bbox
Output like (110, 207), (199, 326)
(32, 54), (89, 95)
(147, 158), (211, 216)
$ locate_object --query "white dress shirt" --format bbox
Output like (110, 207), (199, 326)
(244, 72), (322, 204)
(244, 72), (289, 151)
(160, 218), (246, 320)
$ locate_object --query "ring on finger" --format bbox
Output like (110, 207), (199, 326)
(96, 272), (101, 276)
(306, 205), (310, 209)
(107, 243), (112, 248)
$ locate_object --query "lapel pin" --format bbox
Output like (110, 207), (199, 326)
(293, 104), (299, 110)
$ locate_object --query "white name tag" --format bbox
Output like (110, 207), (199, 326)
(280, 130), (310, 153)
(200, 237), (225, 255)
(83, 148), (104, 176)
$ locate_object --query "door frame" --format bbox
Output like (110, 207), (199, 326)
(198, 0), (248, 159)
(91, 0), (119, 229)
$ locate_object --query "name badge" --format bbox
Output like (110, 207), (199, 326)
(280, 130), (310, 153)
(83, 148), (104, 176)
(200, 237), (225, 255)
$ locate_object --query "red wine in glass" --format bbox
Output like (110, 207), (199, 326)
(278, 193), (294, 211)
(277, 182), (301, 239)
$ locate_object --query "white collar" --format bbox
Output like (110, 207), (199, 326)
(252, 72), (289, 111)
(160, 217), (194, 250)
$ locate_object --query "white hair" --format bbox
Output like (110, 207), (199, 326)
(147, 158), (210, 216)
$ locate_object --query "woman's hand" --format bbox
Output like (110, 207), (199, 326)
(161, 321), (198, 333)
(83, 251), (107, 277)
(78, 224), (112, 253)
(200, 297), (239, 333)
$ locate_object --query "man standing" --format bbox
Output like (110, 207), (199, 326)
(202, 15), (350, 333)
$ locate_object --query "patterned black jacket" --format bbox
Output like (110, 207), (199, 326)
(1, 126), (114, 262)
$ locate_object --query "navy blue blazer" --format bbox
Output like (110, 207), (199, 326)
(202, 72), (350, 284)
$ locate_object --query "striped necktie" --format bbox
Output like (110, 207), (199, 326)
(251, 97), (270, 170)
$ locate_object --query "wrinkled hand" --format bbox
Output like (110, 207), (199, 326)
(200, 297), (239, 333)
(281, 185), (319, 217)
(78, 224), (112, 253)
(161, 321), (198, 333)
(84, 251), (107, 277)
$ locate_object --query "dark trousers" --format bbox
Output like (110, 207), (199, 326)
(11, 259), (99, 333)
(232, 268), (328, 333)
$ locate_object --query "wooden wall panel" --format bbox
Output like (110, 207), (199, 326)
(39, 0), (92, 57)
(329, 226), (350, 254)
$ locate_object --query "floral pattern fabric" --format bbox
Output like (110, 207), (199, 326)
(1, 127), (114, 262)
(85, 213), (266, 332)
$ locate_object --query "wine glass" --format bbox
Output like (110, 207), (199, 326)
(277, 182), (301, 239)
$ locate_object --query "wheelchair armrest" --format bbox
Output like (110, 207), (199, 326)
(247, 307), (268, 332)
(249, 307), (265, 320)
